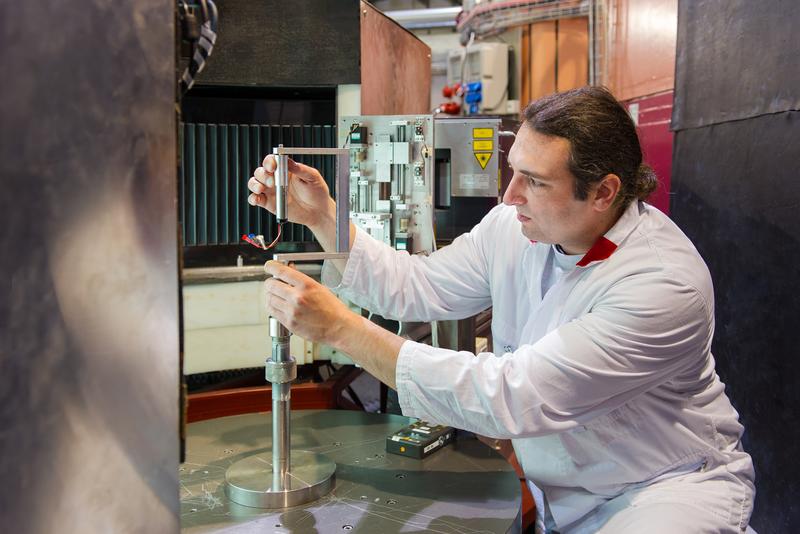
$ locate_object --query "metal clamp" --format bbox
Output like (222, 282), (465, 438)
(265, 359), (297, 384)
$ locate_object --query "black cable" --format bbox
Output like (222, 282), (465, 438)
(179, 0), (218, 97)
(342, 122), (359, 148)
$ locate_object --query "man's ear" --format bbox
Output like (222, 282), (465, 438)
(592, 174), (621, 211)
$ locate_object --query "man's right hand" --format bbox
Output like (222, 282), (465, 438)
(247, 155), (335, 230)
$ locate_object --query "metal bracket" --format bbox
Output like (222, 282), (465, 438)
(272, 146), (351, 254)
(273, 252), (350, 263)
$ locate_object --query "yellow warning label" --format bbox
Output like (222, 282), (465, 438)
(473, 139), (494, 151)
(475, 152), (492, 169)
(473, 128), (494, 139)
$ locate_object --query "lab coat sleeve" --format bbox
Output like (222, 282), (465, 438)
(396, 272), (713, 438)
(321, 208), (502, 322)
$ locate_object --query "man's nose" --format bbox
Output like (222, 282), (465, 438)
(503, 175), (525, 206)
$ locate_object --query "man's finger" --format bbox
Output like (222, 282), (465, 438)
(263, 155), (316, 184)
(248, 193), (263, 207)
(249, 176), (267, 194)
(264, 260), (314, 287)
(265, 284), (289, 309)
(266, 300), (291, 327)
(253, 168), (274, 188)
(262, 154), (277, 172)
(288, 159), (323, 184)
(264, 277), (296, 301)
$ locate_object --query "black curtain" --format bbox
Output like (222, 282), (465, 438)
(671, 1), (800, 531)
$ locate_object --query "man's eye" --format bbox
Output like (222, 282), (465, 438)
(528, 177), (542, 187)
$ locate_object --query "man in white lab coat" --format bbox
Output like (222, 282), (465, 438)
(248, 86), (755, 533)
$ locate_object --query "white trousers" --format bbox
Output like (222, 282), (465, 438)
(547, 464), (754, 534)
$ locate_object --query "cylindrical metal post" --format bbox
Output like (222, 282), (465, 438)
(271, 383), (290, 489)
(270, 318), (291, 490)
(275, 147), (289, 223)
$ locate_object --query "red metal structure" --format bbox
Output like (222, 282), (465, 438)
(626, 90), (675, 214)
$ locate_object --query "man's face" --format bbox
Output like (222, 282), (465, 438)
(503, 125), (598, 253)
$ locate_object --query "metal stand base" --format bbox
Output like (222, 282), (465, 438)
(225, 450), (336, 509)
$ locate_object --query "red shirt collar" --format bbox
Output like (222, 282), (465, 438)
(576, 237), (618, 267)
(529, 237), (617, 266)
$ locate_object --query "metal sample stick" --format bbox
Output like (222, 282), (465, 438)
(225, 145), (350, 509)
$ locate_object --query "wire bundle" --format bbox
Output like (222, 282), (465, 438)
(241, 223), (283, 251)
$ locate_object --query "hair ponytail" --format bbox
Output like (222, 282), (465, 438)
(632, 163), (658, 202)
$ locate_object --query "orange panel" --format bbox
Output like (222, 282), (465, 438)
(531, 20), (557, 100)
(188, 384), (335, 423)
(520, 25), (532, 105)
(608, 0), (677, 101)
(187, 366), (365, 423)
(360, 1), (431, 115)
(556, 17), (589, 91)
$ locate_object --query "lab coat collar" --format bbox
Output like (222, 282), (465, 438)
(576, 201), (642, 268)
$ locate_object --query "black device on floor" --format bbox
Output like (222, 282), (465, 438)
(386, 421), (455, 459)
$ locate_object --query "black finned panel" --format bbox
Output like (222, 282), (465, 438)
(197, 0), (361, 87)
(180, 122), (337, 266)
(179, 86), (338, 266)
(672, 0), (800, 130)
(672, 1), (800, 530)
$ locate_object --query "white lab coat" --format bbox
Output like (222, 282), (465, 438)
(324, 201), (755, 532)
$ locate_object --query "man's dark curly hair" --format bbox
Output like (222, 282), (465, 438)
(523, 86), (657, 208)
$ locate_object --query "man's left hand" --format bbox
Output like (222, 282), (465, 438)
(264, 260), (355, 346)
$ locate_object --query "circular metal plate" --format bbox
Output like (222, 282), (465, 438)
(225, 450), (335, 509)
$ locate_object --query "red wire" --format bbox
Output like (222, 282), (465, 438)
(241, 223), (283, 251)
(263, 223), (282, 250)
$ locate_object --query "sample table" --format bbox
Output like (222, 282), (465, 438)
(181, 409), (522, 533)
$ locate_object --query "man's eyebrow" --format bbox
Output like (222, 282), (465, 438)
(509, 162), (551, 181)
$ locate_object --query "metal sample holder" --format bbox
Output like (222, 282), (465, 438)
(224, 145), (350, 509)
